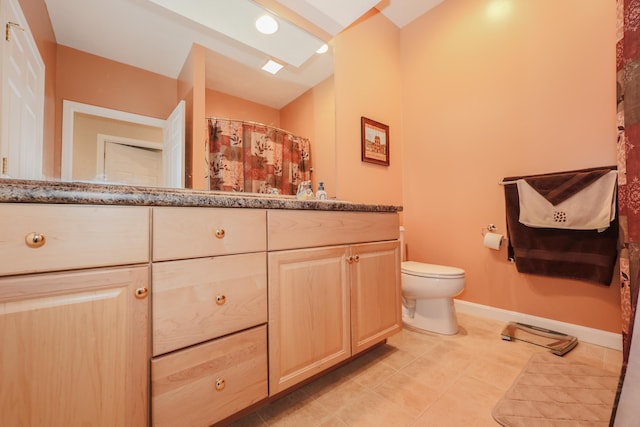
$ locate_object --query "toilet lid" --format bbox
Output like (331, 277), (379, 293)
(401, 261), (465, 279)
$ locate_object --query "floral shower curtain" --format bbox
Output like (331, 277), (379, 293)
(612, 0), (640, 422)
(206, 119), (312, 194)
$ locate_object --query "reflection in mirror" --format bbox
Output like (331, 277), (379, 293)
(76, 117), (162, 186)
(61, 100), (185, 188)
(41, 0), (335, 193)
(206, 118), (312, 195)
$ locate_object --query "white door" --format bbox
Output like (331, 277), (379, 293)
(163, 100), (185, 188)
(104, 142), (162, 186)
(0, 0), (45, 180)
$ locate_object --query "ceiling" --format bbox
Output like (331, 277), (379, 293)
(43, 0), (444, 109)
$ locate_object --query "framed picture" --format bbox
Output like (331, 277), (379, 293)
(361, 117), (389, 166)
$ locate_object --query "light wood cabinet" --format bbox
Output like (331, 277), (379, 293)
(0, 203), (149, 276)
(0, 266), (150, 427)
(267, 209), (399, 251)
(268, 246), (351, 394)
(0, 203), (151, 427)
(267, 210), (401, 395)
(0, 197), (400, 426)
(152, 252), (267, 356)
(350, 241), (402, 355)
(150, 207), (269, 426)
(152, 325), (267, 427)
(152, 206), (266, 261)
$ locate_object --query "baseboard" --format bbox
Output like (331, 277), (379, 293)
(454, 299), (623, 351)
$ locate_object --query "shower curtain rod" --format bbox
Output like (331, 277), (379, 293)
(206, 116), (296, 136)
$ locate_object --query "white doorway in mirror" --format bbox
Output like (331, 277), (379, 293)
(98, 135), (163, 186)
(61, 100), (185, 188)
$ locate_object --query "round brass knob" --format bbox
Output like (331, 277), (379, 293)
(215, 295), (226, 305)
(25, 232), (46, 248)
(215, 378), (225, 391)
(134, 287), (149, 299)
(353, 255), (360, 262)
(215, 229), (226, 239)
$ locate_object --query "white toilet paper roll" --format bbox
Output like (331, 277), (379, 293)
(483, 232), (504, 250)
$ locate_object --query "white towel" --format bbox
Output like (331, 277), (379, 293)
(517, 170), (617, 231)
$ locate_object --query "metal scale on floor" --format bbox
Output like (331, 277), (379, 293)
(500, 322), (578, 356)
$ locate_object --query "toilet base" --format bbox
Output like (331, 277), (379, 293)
(402, 297), (459, 335)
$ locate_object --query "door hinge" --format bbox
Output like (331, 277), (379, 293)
(2, 157), (7, 175)
(5, 22), (24, 42)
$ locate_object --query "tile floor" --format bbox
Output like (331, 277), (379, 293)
(227, 312), (623, 427)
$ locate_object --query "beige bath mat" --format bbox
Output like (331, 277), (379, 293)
(492, 352), (619, 426)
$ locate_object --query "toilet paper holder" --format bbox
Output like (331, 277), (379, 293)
(482, 224), (506, 251)
(481, 224), (498, 236)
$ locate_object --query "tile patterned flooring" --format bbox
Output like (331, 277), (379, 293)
(228, 312), (623, 427)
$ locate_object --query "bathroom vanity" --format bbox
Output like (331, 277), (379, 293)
(0, 180), (402, 427)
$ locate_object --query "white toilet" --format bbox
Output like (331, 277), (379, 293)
(400, 227), (465, 335)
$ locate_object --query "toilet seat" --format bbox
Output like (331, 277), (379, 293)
(401, 261), (465, 279)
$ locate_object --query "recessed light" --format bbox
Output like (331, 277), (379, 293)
(262, 59), (284, 74)
(316, 44), (329, 54)
(256, 15), (278, 34)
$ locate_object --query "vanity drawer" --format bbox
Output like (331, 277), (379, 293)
(152, 252), (267, 356)
(152, 207), (266, 261)
(267, 210), (399, 250)
(151, 325), (268, 427)
(0, 204), (150, 276)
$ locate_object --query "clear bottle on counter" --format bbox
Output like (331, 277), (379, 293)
(306, 182), (314, 199)
(296, 180), (314, 200)
(316, 181), (327, 200)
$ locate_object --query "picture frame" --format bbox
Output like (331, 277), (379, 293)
(361, 116), (389, 166)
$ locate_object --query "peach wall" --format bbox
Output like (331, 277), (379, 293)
(18, 0), (56, 178)
(281, 76), (336, 197)
(55, 46), (178, 177)
(334, 11), (404, 206)
(400, 0), (620, 332)
(205, 89), (280, 126)
(178, 44), (207, 190)
(56, 46), (178, 118)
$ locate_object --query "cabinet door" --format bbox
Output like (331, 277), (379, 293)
(0, 266), (149, 427)
(268, 246), (351, 395)
(350, 240), (402, 355)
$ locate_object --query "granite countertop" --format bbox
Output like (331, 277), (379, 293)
(0, 180), (402, 213)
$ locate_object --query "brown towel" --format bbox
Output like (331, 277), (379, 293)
(502, 166), (618, 286)
(523, 168), (612, 205)
(517, 170), (617, 230)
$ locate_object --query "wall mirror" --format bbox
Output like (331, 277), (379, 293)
(39, 0), (335, 193)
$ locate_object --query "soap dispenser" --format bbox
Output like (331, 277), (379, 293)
(316, 181), (327, 200)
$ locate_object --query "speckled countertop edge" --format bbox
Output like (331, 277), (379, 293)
(0, 180), (403, 212)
